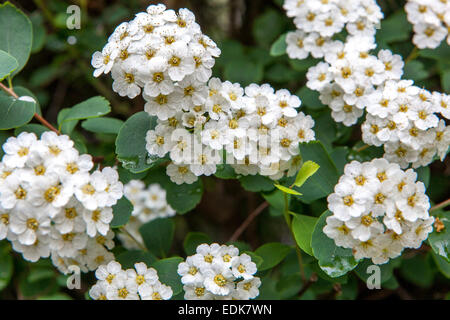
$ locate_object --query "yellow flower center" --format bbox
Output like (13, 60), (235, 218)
(26, 218), (39, 231)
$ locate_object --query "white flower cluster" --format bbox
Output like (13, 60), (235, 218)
(89, 260), (173, 300)
(177, 243), (261, 300)
(118, 180), (175, 249)
(148, 78), (316, 185)
(0, 132), (123, 273)
(94, 4), (317, 185)
(91, 3), (220, 99)
(304, 33), (450, 168)
(284, 0), (383, 60)
(324, 159), (434, 264)
(405, 0), (450, 49)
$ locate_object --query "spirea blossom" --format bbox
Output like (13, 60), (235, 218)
(178, 243), (261, 300)
(284, 0), (383, 60)
(91, 4), (220, 98)
(324, 159), (434, 264)
(147, 79), (316, 184)
(0, 132), (123, 273)
(89, 260), (173, 300)
(118, 181), (175, 249)
(405, 0), (450, 49)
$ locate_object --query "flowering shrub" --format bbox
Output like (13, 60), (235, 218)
(0, 0), (449, 301)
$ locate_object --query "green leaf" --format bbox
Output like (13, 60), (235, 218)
(441, 70), (450, 93)
(115, 112), (159, 173)
(0, 92), (36, 130)
(428, 211), (450, 262)
(57, 108), (78, 135)
(61, 96), (111, 122)
(419, 42), (450, 61)
(294, 161), (320, 188)
(165, 179), (204, 214)
(151, 257), (184, 296)
(262, 189), (285, 215)
(252, 9), (285, 47)
(311, 210), (359, 277)
(224, 59), (264, 87)
(14, 124), (49, 137)
(376, 10), (412, 43)
(354, 258), (396, 284)
(30, 13), (46, 54)
(399, 255), (434, 288)
(431, 250), (450, 279)
(292, 214), (318, 256)
(214, 164), (238, 180)
(242, 251), (264, 269)
(14, 86), (41, 116)
(254, 242), (291, 271)
(183, 232), (212, 256)
(110, 197), (133, 228)
(239, 174), (275, 192)
(270, 33), (287, 57)
(0, 50), (18, 81)
(0, 131), (9, 158)
(296, 141), (340, 203)
(403, 60), (429, 82)
(139, 218), (175, 258)
(330, 146), (349, 175)
(116, 250), (158, 269)
(274, 184), (302, 196)
(289, 58), (318, 73)
(81, 117), (124, 135)
(296, 86), (326, 110)
(0, 243), (13, 290)
(0, 2), (33, 77)
(416, 166), (430, 189)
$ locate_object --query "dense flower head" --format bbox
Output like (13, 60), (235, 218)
(284, 0), (383, 60)
(91, 4), (220, 99)
(89, 260), (173, 300)
(0, 132), (123, 273)
(305, 34), (450, 168)
(324, 158), (434, 264)
(147, 78), (316, 185)
(118, 181), (174, 249)
(405, 0), (450, 49)
(178, 243), (261, 300)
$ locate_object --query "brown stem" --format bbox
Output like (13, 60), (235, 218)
(298, 273), (318, 299)
(0, 82), (60, 134)
(430, 198), (450, 213)
(228, 201), (269, 242)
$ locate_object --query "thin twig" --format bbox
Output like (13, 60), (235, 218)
(0, 82), (18, 98)
(356, 144), (370, 153)
(0, 82), (60, 134)
(120, 227), (147, 251)
(228, 201), (269, 242)
(298, 273), (318, 299)
(430, 198), (450, 213)
(405, 47), (419, 65)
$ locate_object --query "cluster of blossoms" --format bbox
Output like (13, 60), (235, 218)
(284, 0), (383, 60)
(283, 0), (450, 169)
(118, 180), (174, 249)
(89, 260), (173, 300)
(0, 132), (123, 273)
(304, 32), (450, 168)
(405, 0), (450, 49)
(324, 159), (434, 264)
(148, 78), (316, 185)
(177, 243), (261, 300)
(93, 4), (317, 185)
(91, 3), (220, 99)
